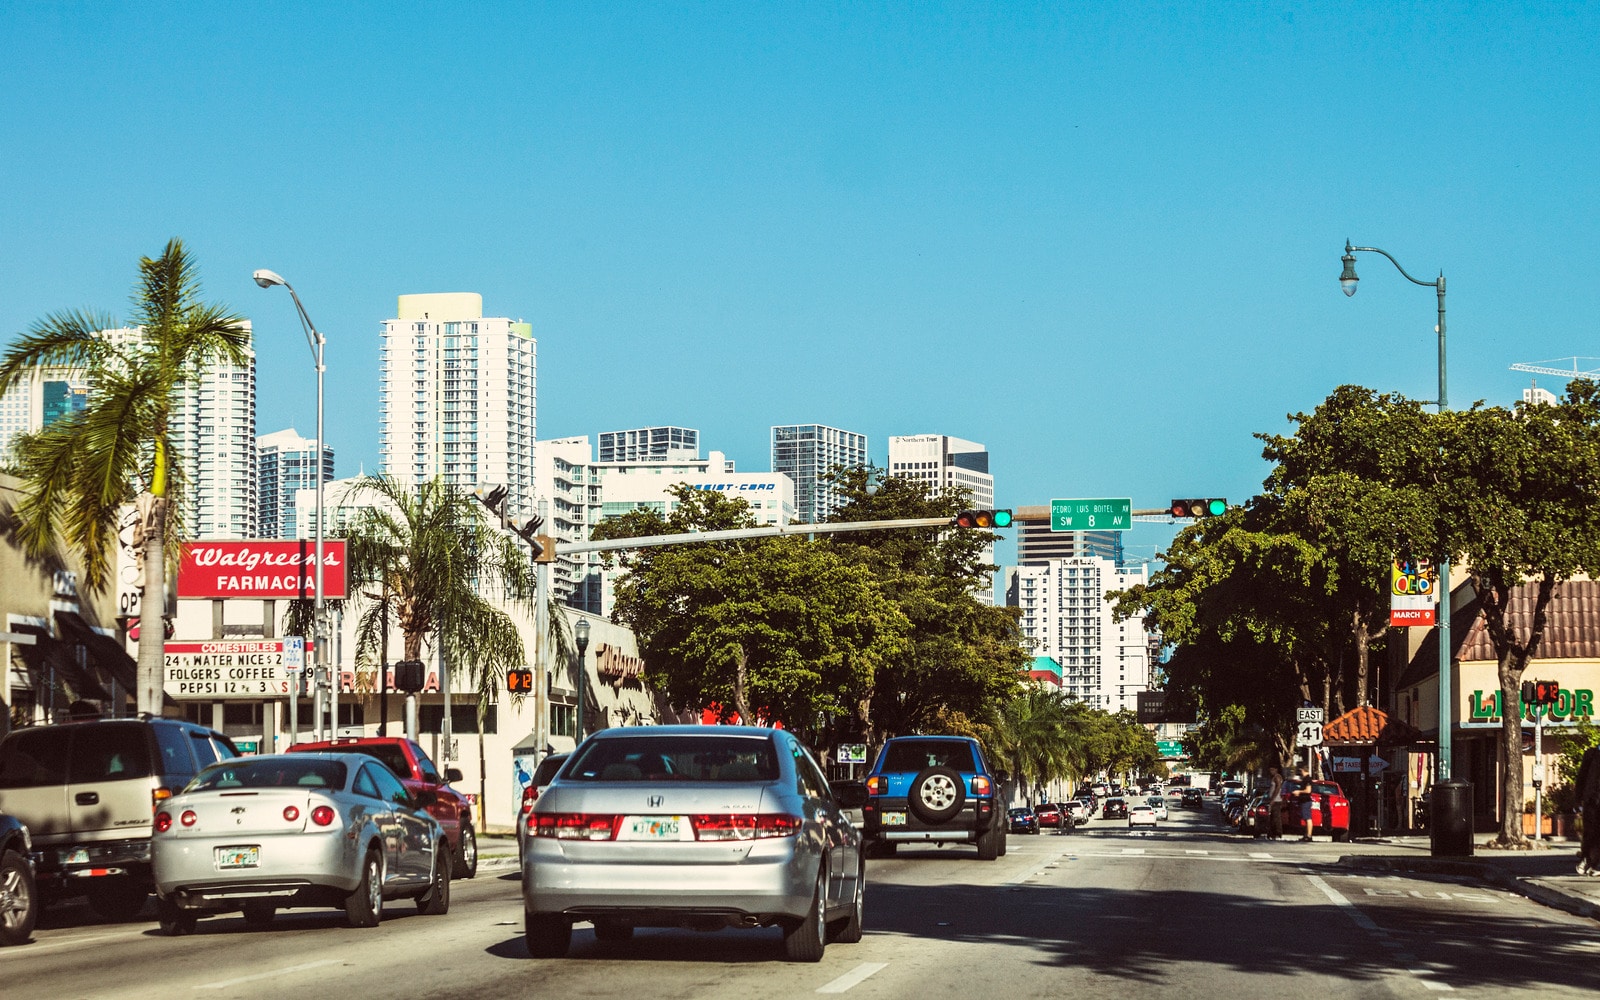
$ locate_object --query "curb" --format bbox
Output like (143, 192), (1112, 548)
(1339, 853), (1600, 922)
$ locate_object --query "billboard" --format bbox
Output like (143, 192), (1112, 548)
(1390, 558), (1437, 627)
(178, 540), (348, 600)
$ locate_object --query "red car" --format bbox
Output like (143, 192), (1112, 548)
(1283, 778), (1351, 841)
(1033, 802), (1066, 830)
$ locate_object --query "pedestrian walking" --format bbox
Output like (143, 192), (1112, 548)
(1295, 768), (1316, 841)
(1267, 765), (1285, 840)
(1575, 743), (1600, 876)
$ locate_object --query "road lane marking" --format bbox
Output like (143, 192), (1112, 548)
(197, 959), (344, 989)
(1185, 849), (1210, 855)
(1006, 844), (1074, 883)
(0, 931), (144, 958)
(1120, 848), (1145, 855)
(1248, 852), (1273, 859)
(1306, 872), (1453, 992)
(817, 962), (888, 993)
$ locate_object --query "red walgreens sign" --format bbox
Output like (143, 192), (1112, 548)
(178, 540), (348, 600)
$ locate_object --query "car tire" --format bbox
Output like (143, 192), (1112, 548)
(998, 827), (1008, 856)
(828, 862), (865, 944)
(453, 823), (478, 880)
(418, 848), (451, 915)
(907, 767), (966, 825)
(0, 849), (39, 946)
(1332, 828), (1349, 843)
(242, 902), (276, 927)
(976, 824), (1000, 861)
(783, 871), (827, 962)
(872, 839), (896, 858)
(84, 877), (149, 922)
(525, 911), (571, 958)
(592, 918), (633, 942)
(156, 898), (197, 937)
(344, 849), (383, 928)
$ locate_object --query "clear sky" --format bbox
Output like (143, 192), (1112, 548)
(3, 3), (1596, 565)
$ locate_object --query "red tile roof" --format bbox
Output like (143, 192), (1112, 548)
(1458, 579), (1600, 662)
(1322, 705), (1424, 746)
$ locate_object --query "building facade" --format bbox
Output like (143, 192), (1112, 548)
(0, 366), (89, 462)
(771, 424), (868, 524)
(257, 428), (335, 540)
(1016, 524), (1123, 565)
(597, 426), (699, 464)
(886, 434), (994, 508)
(163, 324), (258, 540)
(1008, 556), (1151, 712)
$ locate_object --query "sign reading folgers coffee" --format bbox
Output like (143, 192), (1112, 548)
(177, 540), (349, 599)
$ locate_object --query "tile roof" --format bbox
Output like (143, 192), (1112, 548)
(1322, 705), (1424, 746)
(1458, 579), (1600, 661)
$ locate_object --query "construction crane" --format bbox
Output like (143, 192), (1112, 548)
(1509, 357), (1600, 380)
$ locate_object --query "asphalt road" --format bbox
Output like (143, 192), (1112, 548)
(6, 803), (1599, 999)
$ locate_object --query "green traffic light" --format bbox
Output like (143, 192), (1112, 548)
(993, 509), (1013, 528)
(1206, 499), (1227, 516)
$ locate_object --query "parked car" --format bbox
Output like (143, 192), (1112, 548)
(522, 725), (867, 962)
(290, 736), (478, 878)
(1145, 795), (1169, 821)
(1009, 806), (1041, 834)
(0, 718), (237, 920)
(152, 752), (450, 934)
(862, 734), (1007, 860)
(1, 809), (38, 946)
(1238, 794), (1271, 836)
(1283, 779), (1352, 841)
(1128, 803), (1157, 828)
(1180, 788), (1204, 809)
(517, 752), (570, 853)
(1063, 799), (1090, 825)
(1102, 796), (1129, 820)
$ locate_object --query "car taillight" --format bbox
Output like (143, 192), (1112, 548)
(155, 812), (173, 833)
(521, 784), (539, 816)
(283, 805), (301, 822)
(180, 810), (197, 827)
(152, 787), (173, 813)
(971, 776), (992, 796)
(691, 814), (803, 841)
(534, 813), (618, 841)
(866, 776), (886, 796)
(311, 806), (336, 826)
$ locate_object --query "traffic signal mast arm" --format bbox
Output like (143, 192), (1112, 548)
(556, 515), (959, 555)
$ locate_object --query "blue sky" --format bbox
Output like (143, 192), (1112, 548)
(3, 3), (1596, 564)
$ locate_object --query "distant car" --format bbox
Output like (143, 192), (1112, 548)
(522, 726), (866, 962)
(1283, 779), (1352, 841)
(1063, 799), (1089, 825)
(1128, 804), (1157, 828)
(1238, 795), (1271, 836)
(1180, 789), (1204, 809)
(0, 809), (37, 946)
(1145, 796), (1169, 821)
(1102, 796), (1128, 820)
(152, 752), (450, 934)
(1217, 780), (1246, 799)
(863, 735), (1007, 860)
(1009, 807), (1041, 834)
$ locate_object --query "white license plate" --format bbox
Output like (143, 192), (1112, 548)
(618, 816), (691, 841)
(216, 846), (259, 869)
(882, 812), (907, 827)
(66, 848), (90, 865)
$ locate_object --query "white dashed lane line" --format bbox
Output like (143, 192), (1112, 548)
(816, 962), (889, 993)
(1305, 872), (1453, 993)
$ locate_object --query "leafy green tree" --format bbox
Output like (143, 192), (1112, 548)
(988, 686), (1082, 803)
(0, 240), (250, 715)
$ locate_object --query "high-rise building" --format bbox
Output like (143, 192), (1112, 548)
(0, 367), (89, 460)
(1523, 384), (1558, 407)
(379, 293), (536, 510)
(1017, 524), (1123, 565)
(166, 323), (257, 540)
(597, 427), (699, 464)
(258, 428), (335, 540)
(771, 424), (868, 523)
(1008, 556), (1152, 712)
(886, 434), (994, 509)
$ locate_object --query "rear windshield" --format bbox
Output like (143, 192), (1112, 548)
(339, 744), (412, 781)
(566, 736), (779, 782)
(531, 754), (568, 784)
(881, 739), (977, 773)
(189, 757), (347, 792)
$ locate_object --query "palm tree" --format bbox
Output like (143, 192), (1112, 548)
(0, 240), (250, 715)
(990, 686), (1084, 803)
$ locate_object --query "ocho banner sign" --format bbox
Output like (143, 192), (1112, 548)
(1390, 558), (1436, 627)
(178, 540), (348, 600)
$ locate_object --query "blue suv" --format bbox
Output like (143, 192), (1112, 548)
(862, 735), (1007, 860)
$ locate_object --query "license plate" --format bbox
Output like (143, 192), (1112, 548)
(882, 812), (907, 827)
(618, 816), (691, 841)
(66, 848), (90, 865)
(216, 846), (259, 869)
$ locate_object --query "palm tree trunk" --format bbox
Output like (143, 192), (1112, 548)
(136, 493), (167, 716)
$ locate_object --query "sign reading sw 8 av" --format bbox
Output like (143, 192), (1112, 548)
(178, 540), (348, 600)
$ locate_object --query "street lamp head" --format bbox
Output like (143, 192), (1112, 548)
(253, 269), (287, 290)
(574, 617), (590, 654)
(1339, 251), (1359, 297)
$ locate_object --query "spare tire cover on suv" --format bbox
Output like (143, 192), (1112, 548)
(908, 766), (966, 824)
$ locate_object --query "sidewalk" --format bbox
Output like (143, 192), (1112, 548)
(1337, 834), (1600, 922)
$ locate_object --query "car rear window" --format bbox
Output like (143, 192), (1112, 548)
(881, 739), (978, 773)
(338, 744), (412, 780)
(70, 724), (153, 782)
(531, 754), (568, 785)
(0, 727), (72, 788)
(566, 736), (779, 782)
(190, 757), (347, 791)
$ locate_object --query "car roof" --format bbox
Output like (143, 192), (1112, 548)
(587, 725), (781, 740)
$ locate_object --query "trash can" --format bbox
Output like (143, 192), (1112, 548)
(1430, 779), (1474, 857)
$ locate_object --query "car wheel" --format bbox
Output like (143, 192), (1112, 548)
(418, 848), (451, 915)
(525, 911), (571, 958)
(998, 828), (1008, 856)
(344, 849), (383, 928)
(1332, 828), (1349, 843)
(0, 849), (39, 946)
(828, 862), (865, 944)
(976, 824), (1000, 861)
(242, 902), (275, 927)
(907, 767), (966, 824)
(592, 918), (633, 942)
(156, 898), (197, 937)
(453, 823), (478, 879)
(84, 877), (149, 922)
(783, 871), (827, 962)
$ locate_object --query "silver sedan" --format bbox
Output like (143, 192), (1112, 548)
(152, 752), (450, 933)
(521, 725), (868, 962)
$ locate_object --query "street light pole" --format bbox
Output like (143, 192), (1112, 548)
(574, 618), (590, 745)
(253, 269), (326, 749)
(1340, 241), (1451, 781)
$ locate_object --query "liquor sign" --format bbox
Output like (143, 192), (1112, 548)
(1390, 558), (1436, 627)
(163, 640), (294, 699)
(178, 540), (348, 600)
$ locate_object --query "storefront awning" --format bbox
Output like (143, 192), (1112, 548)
(9, 621), (110, 701)
(54, 610), (138, 694)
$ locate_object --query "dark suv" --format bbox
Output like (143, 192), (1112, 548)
(862, 735), (1007, 860)
(0, 719), (238, 920)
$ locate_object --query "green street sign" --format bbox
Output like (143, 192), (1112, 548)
(1156, 739), (1187, 759)
(1051, 498), (1132, 532)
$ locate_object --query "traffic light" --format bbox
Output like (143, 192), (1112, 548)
(953, 509), (1013, 529)
(1521, 679), (1561, 706)
(394, 659), (426, 693)
(1170, 498), (1228, 518)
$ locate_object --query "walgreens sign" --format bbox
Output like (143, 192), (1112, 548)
(178, 540), (348, 600)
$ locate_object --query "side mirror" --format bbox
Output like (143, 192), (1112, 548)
(832, 780), (869, 810)
(445, 767), (464, 784)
